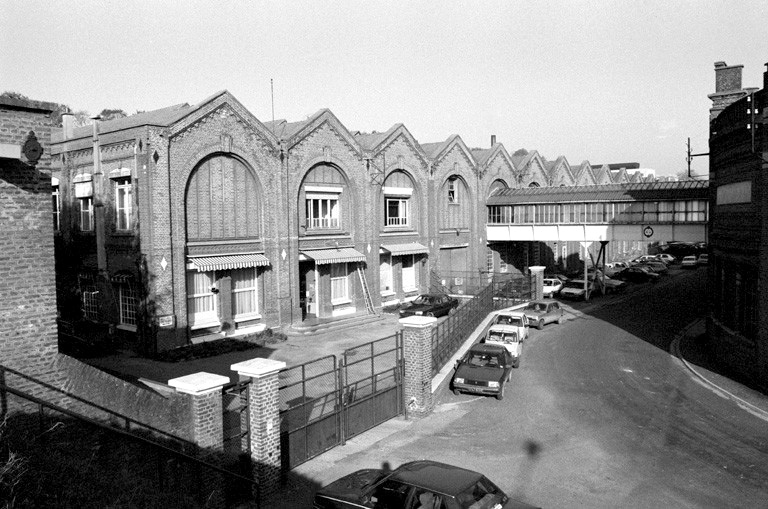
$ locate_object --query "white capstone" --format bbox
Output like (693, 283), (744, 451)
(231, 358), (286, 378)
(168, 372), (229, 395)
(399, 316), (438, 328)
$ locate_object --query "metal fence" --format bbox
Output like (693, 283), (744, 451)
(278, 334), (405, 470)
(430, 283), (495, 376)
(0, 366), (259, 508)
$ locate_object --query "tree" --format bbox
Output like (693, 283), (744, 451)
(512, 148), (529, 157)
(99, 108), (127, 121)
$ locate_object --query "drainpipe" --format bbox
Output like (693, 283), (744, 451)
(91, 116), (107, 274)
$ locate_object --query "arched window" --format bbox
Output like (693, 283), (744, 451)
(528, 182), (541, 188)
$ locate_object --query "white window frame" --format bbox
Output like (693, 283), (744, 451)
(186, 270), (219, 329)
(401, 255), (417, 292)
(231, 268), (259, 321)
(52, 185), (60, 231)
(117, 282), (138, 330)
(306, 193), (340, 230)
(79, 197), (93, 232)
(80, 276), (99, 321)
(331, 263), (349, 304)
(115, 177), (132, 231)
(385, 197), (409, 227)
(447, 178), (458, 203)
(380, 254), (393, 296)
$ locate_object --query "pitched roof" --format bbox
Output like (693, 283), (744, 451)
(419, 141), (445, 158)
(486, 180), (709, 205)
(470, 148), (493, 165)
(353, 124), (399, 150)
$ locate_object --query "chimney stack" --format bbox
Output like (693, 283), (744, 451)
(491, 134), (496, 147)
(714, 61), (743, 93)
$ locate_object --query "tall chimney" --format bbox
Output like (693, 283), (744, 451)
(714, 61), (743, 93)
(62, 112), (74, 140)
(491, 134), (496, 147)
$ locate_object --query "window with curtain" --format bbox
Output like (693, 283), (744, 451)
(115, 178), (132, 231)
(306, 194), (340, 229)
(401, 255), (417, 290)
(80, 197), (93, 232)
(380, 254), (393, 294)
(186, 271), (217, 327)
(331, 263), (349, 302)
(232, 268), (258, 319)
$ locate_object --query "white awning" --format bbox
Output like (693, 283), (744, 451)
(300, 247), (366, 265)
(380, 243), (429, 256)
(189, 253), (270, 272)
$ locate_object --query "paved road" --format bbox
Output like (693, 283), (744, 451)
(297, 268), (768, 508)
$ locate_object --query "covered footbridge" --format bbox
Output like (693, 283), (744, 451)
(485, 181), (709, 273)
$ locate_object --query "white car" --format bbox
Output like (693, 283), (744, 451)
(681, 255), (698, 268)
(482, 323), (525, 367)
(655, 253), (676, 264)
(542, 278), (564, 297)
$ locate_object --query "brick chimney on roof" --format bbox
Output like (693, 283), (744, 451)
(491, 134), (496, 146)
(708, 61), (758, 121)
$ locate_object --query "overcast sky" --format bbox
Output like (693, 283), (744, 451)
(3, 1), (766, 176)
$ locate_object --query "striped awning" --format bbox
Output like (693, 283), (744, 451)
(189, 253), (270, 272)
(381, 243), (429, 256)
(301, 247), (366, 265)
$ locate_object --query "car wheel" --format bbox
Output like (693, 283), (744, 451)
(537, 319), (544, 330)
(496, 384), (505, 401)
(453, 388), (461, 396)
(513, 359), (519, 369)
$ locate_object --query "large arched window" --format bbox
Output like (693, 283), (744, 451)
(299, 164), (349, 234)
(185, 155), (260, 241)
(382, 170), (418, 229)
(488, 179), (508, 198)
(440, 175), (470, 229)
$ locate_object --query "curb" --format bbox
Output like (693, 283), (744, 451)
(670, 320), (768, 423)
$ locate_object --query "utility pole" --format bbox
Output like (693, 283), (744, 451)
(686, 137), (709, 179)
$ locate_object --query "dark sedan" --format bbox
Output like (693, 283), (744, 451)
(452, 343), (514, 400)
(313, 459), (538, 509)
(613, 266), (661, 283)
(398, 293), (459, 318)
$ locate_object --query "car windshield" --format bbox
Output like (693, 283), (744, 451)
(487, 331), (518, 343)
(454, 477), (506, 509)
(413, 296), (434, 305)
(525, 302), (547, 312)
(494, 315), (522, 326)
(467, 352), (502, 367)
(564, 281), (584, 288)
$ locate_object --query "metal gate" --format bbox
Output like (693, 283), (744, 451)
(278, 332), (404, 469)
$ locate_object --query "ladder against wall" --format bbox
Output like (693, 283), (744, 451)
(357, 267), (375, 315)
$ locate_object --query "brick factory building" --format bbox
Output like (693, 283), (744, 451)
(707, 61), (768, 390)
(49, 91), (677, 354)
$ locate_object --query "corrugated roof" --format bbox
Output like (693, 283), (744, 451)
(381, 243), (429, 256)
(486, 181), (709, 205)
(300, 247), (366, 265)
(189, 253), (270, 272)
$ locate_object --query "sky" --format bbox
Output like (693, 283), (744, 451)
(2, 1), (766, 177)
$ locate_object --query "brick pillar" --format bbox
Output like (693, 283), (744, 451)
(231, 358), (286, 500)
(400, 316), (437, 418)
(528, 265), (545, 301)
(168, 372), (229, 509)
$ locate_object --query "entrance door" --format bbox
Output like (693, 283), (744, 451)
(299, 261), (316, 320)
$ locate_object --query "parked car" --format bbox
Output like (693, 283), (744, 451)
(523, 299), (564, 329)
(600, 277), (627, 294)
(452, 343), (514, 400)
(631, 255), (659, 264)
(697, 253), (709, 265)
(635, 261), (668, 274)
(542, 278), (564, 297)
(398, 293), (458, 318)
(655, 253), (676, 264)
(606, 261), (630, 271)
(312, 459), (538, 509)
(613, 266), (661, 283)
(681, 255), (698, 268)
(483, 323), (525, 368)
(558, 279), (597, 300)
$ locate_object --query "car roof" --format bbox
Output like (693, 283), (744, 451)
(469, 343), (506, 354)
(497, 311), (525, 318)
(390, 461), (483, 495)
(528, 299), (550, 305)
(488, 324), (520, 333)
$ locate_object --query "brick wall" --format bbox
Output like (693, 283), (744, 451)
(0, 99), (60, 382)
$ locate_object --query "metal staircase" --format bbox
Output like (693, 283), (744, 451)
(357, 266), (375, 315)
